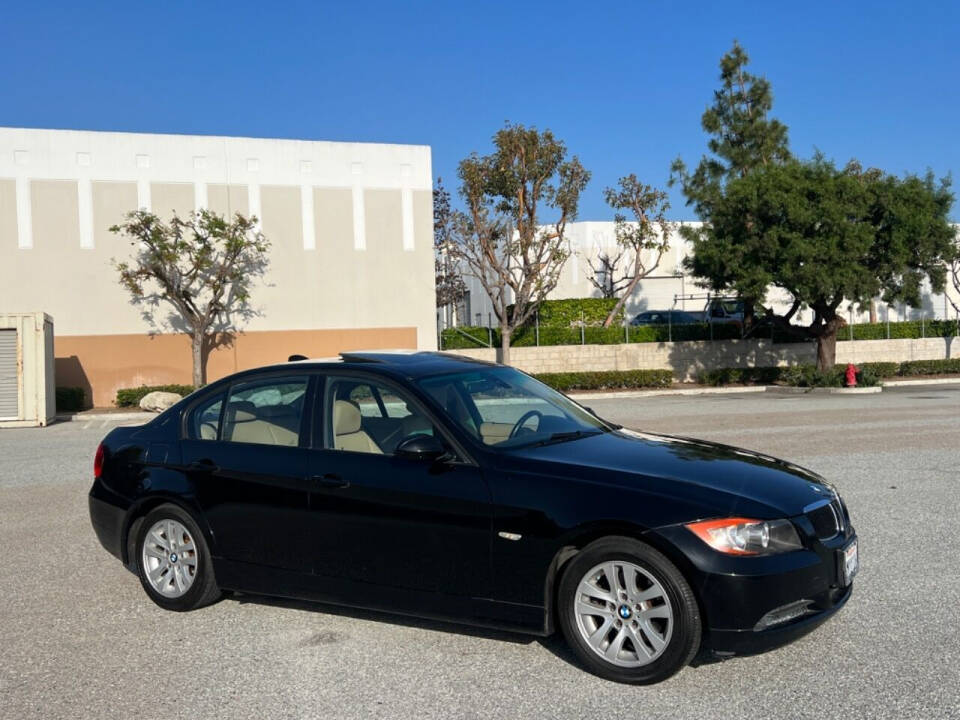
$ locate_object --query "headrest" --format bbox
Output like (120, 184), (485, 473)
(226, 401), (257, 423)
(333, 400), (362, 435)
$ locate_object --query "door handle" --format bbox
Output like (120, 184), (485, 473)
(312, 474), (350, 489)
(187, 459), (219, 473)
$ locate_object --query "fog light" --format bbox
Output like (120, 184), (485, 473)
(754, 600), (814, 631)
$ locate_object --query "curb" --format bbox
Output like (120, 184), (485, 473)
(765, 386), (883, 395)
(568, 386), (769, 400)
(56, 411), (156, 422)
(882, 378), (960, 387)
(568, 375), (960, 401)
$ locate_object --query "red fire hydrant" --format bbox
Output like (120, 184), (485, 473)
(845, 363), (858, 387)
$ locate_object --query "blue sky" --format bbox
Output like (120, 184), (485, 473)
(2, 1), (957, 220)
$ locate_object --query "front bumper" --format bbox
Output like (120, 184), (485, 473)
(653, 524), (857, 656)
(708, 585), (852, 655)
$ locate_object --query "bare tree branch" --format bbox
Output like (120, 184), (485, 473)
(446, 124), (589, 363)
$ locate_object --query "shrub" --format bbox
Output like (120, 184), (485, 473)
(855, 368), (881, 387)
(698, 367), (783, 386)
(440, 326), (497, 350)
(533, 370), (673, 392)
(843, 320), (958, 341)
(55, 386), (86, 412)
(116, 384), (195, 407)
(856, 362), (900, 378)
(898, 358), (960, 376)
(524, 298), (625, 327)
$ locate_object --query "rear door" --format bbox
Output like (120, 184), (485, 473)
(181, 373), (315, 574)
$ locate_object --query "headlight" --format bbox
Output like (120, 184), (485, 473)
(685, 517), (802, 555)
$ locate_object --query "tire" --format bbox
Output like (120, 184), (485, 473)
(135, 503), (221, 611)
(557, 536), (701, 684)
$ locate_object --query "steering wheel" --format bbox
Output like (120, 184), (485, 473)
(509, 410), (544, 439)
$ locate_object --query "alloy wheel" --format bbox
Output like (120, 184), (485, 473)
(141, 519), (199, 598)
(573, 560), (673, 667)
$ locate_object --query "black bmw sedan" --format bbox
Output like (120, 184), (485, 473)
(89, 351), (857, 684)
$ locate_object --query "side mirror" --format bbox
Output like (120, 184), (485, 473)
(396, 434), (447, 461)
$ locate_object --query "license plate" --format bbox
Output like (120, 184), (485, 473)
(840, 539), (859, 586)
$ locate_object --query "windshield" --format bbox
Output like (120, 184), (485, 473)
(418, 366), (610, 449)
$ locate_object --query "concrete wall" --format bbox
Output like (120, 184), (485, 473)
(446, 337), (958, 381)
(0, 127), (436, 405)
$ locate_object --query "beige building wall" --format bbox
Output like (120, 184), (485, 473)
(0, 128), (435, 406)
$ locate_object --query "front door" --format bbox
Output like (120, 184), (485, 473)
(308, 374), (492, 599)
(182, 374), (315, 574)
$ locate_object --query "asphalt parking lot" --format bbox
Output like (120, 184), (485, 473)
(1, 384), (958, 719)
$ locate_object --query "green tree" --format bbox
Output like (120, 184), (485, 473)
(112, 209), (270, 386)
(452, 123), (590, 364)
(671, 41), (791, 323)
(701, 156), (955, 369)
(588, 175), (674, 327)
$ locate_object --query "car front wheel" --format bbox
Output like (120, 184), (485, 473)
(135, 504), (221, 611)
(558, 536), (701, 684)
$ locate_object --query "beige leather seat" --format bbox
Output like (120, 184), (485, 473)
(223, 401), (300, 446)
(333, 400), (382, 454)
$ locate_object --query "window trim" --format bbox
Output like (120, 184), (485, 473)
(186, 390), (227, 442)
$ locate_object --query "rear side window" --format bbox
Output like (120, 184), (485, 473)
(222, 377), (308, 447)
(191, 394), (224, 440)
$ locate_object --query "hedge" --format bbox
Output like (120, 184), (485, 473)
(700, 359), (959, 387)
(898, 358), (960, 376)
(116, 384), (196, 407)
(533, 370), (673, 392)
(513, 297), (625, 327)
(698, 367), (785, 386)
(841, 320), (959, 341)
(55, 387), (86, 412)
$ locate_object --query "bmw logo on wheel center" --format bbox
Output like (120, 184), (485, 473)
(618, 605), (632, 619)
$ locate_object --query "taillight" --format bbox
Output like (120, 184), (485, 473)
(94, 443), (105, 478)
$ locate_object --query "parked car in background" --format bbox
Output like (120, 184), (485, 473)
(704, 298), (745, 326)
(630, 310), (702, 326)
(89, 351), (857, 685)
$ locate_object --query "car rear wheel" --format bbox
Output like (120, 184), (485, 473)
(135, 504), (221, 611)
(558, 536), (701, 684)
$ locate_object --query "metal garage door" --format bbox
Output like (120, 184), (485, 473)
(0, 329), (18, 419)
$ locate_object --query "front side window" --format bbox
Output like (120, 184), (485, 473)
(419, 367), (609, 449)
(221, 377), (308, 447)
(325, 377), (436, 455)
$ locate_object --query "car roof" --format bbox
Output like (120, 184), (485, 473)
(249, 350), (499, 381)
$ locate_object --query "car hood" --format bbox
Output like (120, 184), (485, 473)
(508, 428), (833, 519)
